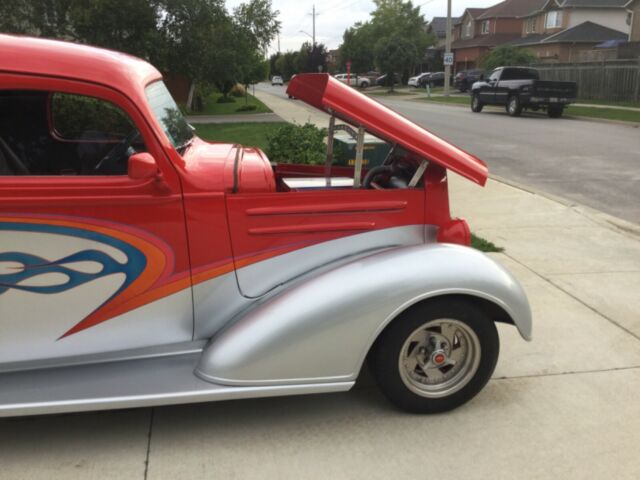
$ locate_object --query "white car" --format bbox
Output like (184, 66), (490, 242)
(271, 75), (283, 86)
(408, 72), (430, 87)
(334, 73), (371, 88)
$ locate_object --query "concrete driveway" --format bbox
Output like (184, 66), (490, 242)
(1, 87), (639, 480)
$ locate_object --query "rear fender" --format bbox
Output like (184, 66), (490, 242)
(195, 244), (531, 386)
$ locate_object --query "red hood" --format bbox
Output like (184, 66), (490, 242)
(287, 74), (488, 186)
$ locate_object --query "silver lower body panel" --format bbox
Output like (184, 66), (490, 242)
(0, 353), (353, 417)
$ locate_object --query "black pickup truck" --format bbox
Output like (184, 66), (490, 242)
(470, 66), (577, 118)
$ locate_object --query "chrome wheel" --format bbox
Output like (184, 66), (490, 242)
(398, 319), (481, 398)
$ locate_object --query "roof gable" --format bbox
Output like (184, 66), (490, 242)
(478, 0), (548, 18)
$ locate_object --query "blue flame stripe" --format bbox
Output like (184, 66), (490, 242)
(0, 221), (147, 297)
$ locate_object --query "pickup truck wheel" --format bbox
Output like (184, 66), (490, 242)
(547, 106), (564, 118)
(470, 94), (483, 112)
(507, 95), (522, 117)
(372, 299), (499, 413)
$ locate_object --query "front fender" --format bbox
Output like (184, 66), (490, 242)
(196, 244), (531, 386)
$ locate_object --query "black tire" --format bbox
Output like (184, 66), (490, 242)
(372, 298), (499, 413)
(547, 105), (564, 118)
(506, 95), (522, 117)
(359, 81), (369, 89)
(470, 93), (483, 112)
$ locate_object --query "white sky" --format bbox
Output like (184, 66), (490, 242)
(225, 0), (497, 54)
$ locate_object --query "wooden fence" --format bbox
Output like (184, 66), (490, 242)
(531, 59), (640, 103)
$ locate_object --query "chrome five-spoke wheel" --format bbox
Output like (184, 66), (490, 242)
(399, 319), (481, 398)
(372, 299), (499, 413)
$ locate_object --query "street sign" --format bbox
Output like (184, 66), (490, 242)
(444, 52), (454, 66)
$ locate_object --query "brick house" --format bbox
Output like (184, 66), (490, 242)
(451, 0), (546, 71)
(508, 0), (630, 61)
(628, 0), (640, 40)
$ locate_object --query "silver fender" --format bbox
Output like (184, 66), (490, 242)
(195, 244), (531, 386)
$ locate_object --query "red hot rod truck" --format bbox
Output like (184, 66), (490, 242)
(0, 35), (531, 416)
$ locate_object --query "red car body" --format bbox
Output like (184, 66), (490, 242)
(0, 35), (530, 416)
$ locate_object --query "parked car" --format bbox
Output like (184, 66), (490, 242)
(408, 72), (430, 87)
(419, 72), (452, 88)
(376, 73), (402, 87)
(470, 66), (577, 118)
(454, 69), (483, 92)
(271, 75), (283, 86)
(0, 35), (531, 417)
(334, 73), (371, 88)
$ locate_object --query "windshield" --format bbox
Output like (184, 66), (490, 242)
(145, 81), (193, 150)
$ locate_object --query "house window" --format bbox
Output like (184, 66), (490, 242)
(526, 17), (537, 33)
(464, 20), (473, 37)
(545, 10), (563, 29)
(481, 20), (490, 34)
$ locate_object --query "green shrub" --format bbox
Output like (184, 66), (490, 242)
(237, 104), (257, 112)
(266, 123), (327, 165)
(230, 84), (246, 97)
(216, 95), (236, 104)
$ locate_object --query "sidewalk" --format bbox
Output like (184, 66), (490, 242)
(185, 112), (283, 124)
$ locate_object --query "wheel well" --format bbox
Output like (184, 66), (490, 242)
(367, 294), (515, 358)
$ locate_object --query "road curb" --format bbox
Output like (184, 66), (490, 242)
(489, 173), (640, 239)
(403, 97), (640, 128)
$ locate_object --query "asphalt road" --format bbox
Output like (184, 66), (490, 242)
(257, 83), (640, 224)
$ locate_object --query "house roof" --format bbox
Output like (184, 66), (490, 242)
(428, 17), (460, 37)
(452, 32), (522, 49)
(506, 20), (627, 45)
(561, 0), (628, 7)
(478, 0), (548, 19)
(454, 8), (488, 24)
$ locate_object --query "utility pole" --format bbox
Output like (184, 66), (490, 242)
(277, 33), (280, 54)
(444, 0), (452, 97)
(312, 4), (316, 47)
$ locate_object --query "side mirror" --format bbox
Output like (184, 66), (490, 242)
(479, 73), (485, 80)
(128, 152), (160, 180)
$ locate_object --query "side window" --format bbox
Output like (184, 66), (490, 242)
(0, 90), (145, 176)
(489, 70), (501, 82)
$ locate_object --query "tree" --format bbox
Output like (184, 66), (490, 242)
(338, 22), (375, 74)
(481, 46), (536, 71)
(375, 34), (417, 91)
(370, 0), (432, 78)
(297, 42), (328, 73)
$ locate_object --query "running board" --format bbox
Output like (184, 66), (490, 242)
(0, 353), (353, 417)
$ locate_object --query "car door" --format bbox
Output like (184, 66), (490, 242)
(0, 75), (193, 365)
(479, 69), (501, 104)
(494, 68), (512, 105)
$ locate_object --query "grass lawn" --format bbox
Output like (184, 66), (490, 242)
(192, 92), (272, 115)
(416, 96), (470, 105)
(471, 234), (504, 253)
(576, 98), (640, 109)
(194, 122), (287, 150)
(367, 90), (418, 97)
(565, 105), (640, 123)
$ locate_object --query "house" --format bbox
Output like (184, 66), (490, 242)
(509, 0), (630, 61)
(427, 16), (459, 48)
(451, 0), (547, 71)
(507, 21), (628, 61)
(628, 0), (640, 41)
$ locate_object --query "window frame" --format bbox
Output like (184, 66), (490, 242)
(0, 73), (177, 187)
(464, 19), (473, 37)
(526, 17), (537, 33)
(481, 20), (490, 34)
(545, 10), (563, 29)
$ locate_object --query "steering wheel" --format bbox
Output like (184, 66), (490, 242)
(362, 165), (394, 189)
(94, 130), (140, 174)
